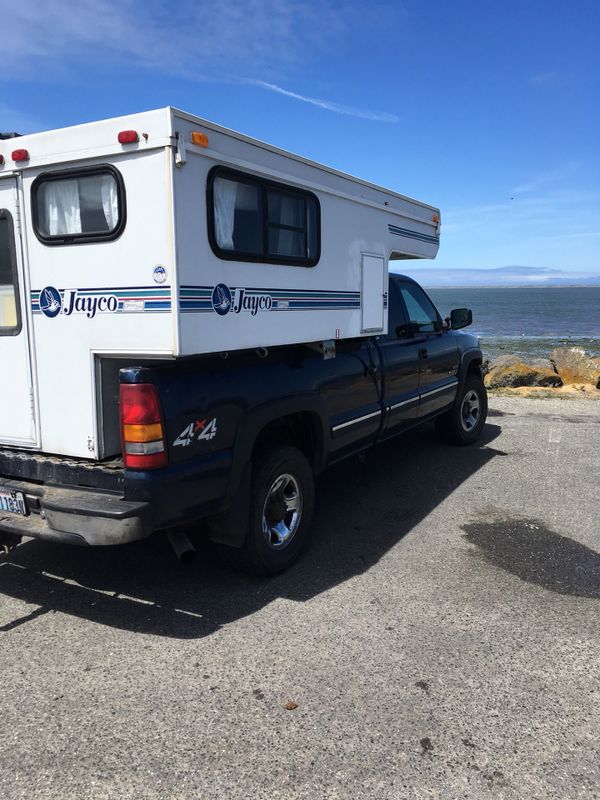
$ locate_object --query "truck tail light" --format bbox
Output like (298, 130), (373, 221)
(119, 384), (167, 469)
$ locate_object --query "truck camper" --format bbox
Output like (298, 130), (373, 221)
(0, 108), (485, 573)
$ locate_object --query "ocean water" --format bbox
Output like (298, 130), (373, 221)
(426, 286), (600, 362)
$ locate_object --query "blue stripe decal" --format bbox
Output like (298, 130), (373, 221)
(179, 285), (361, 315)
(388, 224), (439, 245)
(30, 286), (172, 315)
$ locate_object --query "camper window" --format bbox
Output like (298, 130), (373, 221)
(32, 165), (126, 245)
(0, 212), (21, 336)
(208, 167), (320, 266)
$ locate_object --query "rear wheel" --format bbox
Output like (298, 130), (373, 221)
(436, 375), (488, 445)
(220, 445), (315, 575)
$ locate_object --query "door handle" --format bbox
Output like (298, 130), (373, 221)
(418, 348), (428, 360)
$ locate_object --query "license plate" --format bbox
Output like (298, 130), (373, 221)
(0, 488), (27, 517)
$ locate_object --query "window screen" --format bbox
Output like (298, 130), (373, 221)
(209, 167), (320, 266)
(0, 213), (21, 335)
(33, 166), (125, 245)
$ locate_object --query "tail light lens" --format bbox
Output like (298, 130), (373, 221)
(119, 383), (167, 469)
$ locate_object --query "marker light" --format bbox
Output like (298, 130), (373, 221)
(12, 149), (29, 162)
(0, 155), (4, 165)
(119, 383), (167, 469)
(432, 213), (440, 224)
(191, 131), (209, 147)
(118, 130), (139, 144)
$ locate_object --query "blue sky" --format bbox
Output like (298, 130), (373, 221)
(2, 0), (599, 283)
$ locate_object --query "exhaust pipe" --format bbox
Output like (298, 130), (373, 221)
(167, 529), (196, 564)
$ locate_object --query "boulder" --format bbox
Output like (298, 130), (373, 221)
(484, 354), (562, 389)
(550, 347), (600, 388)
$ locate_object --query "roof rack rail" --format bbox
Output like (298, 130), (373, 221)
(0, 132), (22, 139)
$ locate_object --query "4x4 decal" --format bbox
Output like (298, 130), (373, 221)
(173, 418), (218, 447)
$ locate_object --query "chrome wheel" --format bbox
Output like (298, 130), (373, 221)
(460, 389), (481, 432)
(261, 473), (303, 549)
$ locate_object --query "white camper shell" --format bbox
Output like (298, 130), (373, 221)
(0, 107), (440, 460)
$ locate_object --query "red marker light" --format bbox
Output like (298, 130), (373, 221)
(12, 149), (29, 162)
(118, 130), (139, 144)
(0, 155), (4, 165)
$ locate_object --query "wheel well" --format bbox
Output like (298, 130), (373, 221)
(467, 358), (483, 378)
(253, 412), (322, 469)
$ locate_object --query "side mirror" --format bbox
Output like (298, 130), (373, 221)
(450, 308), (472, 330)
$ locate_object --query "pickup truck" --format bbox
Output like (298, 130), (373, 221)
(0, 273), (486, 574)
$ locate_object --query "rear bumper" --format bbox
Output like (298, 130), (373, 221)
(0, 478), (151, 546)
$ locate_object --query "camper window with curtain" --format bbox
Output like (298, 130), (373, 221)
(209, 167), (320, 266)
(33, 166), (125, 244)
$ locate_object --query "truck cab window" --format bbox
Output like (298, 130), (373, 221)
(32, 166), (125, 245)
(0, 213), (21, 335)
(398, 282), (441, 334)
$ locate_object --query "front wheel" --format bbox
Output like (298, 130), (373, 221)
(435, 375), (488, 445)
(219, 446), (315, 575)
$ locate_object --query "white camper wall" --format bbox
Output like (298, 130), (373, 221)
(170, 109), (439, 356)
(23, 148), (175, 458)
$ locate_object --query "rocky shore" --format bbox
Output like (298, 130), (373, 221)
(483, 346), (600, 398)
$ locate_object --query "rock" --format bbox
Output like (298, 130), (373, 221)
(550, 347), (600, 388)
(484, 354), (562, 389)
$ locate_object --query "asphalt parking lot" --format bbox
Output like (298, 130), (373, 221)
(1, 396), (599, 800)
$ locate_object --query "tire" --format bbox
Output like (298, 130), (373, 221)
(435, 374), (488, 445)
(218, 446), (315, 576)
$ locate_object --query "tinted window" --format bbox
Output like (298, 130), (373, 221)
(33, 166), (125, 245)
(209, 167), (320, 266)
(399, 282), (441, 333)
(0, 213), (21, 335)
(380, 278), (408, 341)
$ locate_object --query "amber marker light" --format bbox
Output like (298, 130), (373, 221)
(191, 131), (209, 147)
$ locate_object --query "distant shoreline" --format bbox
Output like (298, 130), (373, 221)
(423, 284), (600, 290)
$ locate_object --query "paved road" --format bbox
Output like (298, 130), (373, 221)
(1, 396), (599, 800)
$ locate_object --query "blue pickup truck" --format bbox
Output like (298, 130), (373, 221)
(0, 273), (486, 574)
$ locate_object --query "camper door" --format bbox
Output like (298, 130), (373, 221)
(0, 177), (38, 447)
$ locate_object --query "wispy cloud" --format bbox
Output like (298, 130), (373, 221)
(529, 70), (560, 87)
(441, 189), (600, 242)
(512, 161), (579, 195)
(246, 80), (398, 123)
(2, 0), (396, 123)
(0, 105), (45, 134)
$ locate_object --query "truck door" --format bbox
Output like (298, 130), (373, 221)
(395, 280), (459, 416)
(0, 178), (38, 447)
(377, 275), (420, 437)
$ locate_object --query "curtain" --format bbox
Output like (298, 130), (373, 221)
(269, 193), (304, 257)
(43, 179), (82, 236)
(100, 175), (119, 229)
(214, 177), (237, 250)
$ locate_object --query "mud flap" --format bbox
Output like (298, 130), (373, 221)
(206, 460), (252, 548)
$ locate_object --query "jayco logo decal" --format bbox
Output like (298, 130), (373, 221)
(39, 287), (118, 319)
(39, 286), (62, 318)
(211, 283), (273, 317)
